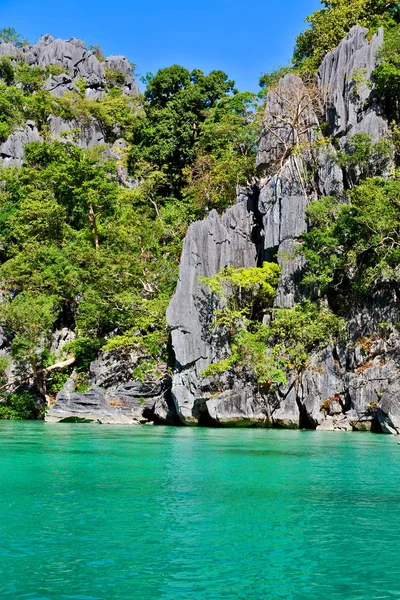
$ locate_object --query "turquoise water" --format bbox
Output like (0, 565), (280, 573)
(0, 424), (400, 600)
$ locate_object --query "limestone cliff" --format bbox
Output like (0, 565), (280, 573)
(0, 35), (139, 165)
(166, 25), (400, 432)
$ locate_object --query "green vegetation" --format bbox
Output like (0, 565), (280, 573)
(0, 389), (39, 420)
(0, 292), (57, 387)
(333, 133), (394, 186)
(374, 24), (400, 121)
(0, 27), (29, 47)
(0, 10), (398, 415)
(200, 265), (343, 387)
(293, 0), (399, 72)
(0, 35), (262, 409)
(302, 173), (400, 299)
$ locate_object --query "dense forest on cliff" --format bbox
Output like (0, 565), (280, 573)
(0, 0), (399, 421)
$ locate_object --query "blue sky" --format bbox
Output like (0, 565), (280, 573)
(0, 0), (321, 92)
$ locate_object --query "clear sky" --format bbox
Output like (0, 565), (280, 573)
(0, 0), (321, 92)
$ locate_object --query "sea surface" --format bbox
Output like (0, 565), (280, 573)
(0, 423), (399, 600)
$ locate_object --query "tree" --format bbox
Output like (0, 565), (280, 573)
(293, 0), (399, 72)
(0, 27), (29, 48)
(184, 92), (261, 211)
(302, 174), (400, 298)
(374, 24), (400, 121)
(130, 66), (235, 194)
(0, 292), (58, 393)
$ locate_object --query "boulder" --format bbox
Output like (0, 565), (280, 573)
(378, 382), (400, 435)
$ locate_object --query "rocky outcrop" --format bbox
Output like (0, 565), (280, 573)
(45, 374), (178, 425)
(165, 25), (398, 431)
(8, 26), (397, 431)
(0, 35), (139, 167)
(47, 116), (106, 148)
(19, 35), (139, 99)
(166, 191), (261, 424)
(257, 74), (343, 310)
(0, 121), (42, 165)
(318, 25), (387, 144)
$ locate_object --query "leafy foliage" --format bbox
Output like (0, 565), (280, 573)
(200, 264), (343, 387)
(0, 390), (40, 420)
(0, 49), (260, 387)
(333, 133), (394, 186)
(374, 24), (400, 121)
(0, 292), (57, 382)
(0, 27), (29, 47)
(129, 65), (241, 195)
(293, 0), (399, 72)
(201, 272), (344, 386)
(302, 173), (400, 298)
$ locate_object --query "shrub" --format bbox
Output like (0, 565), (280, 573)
(0, 389), (40, 420)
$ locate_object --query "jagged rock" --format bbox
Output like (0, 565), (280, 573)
(258, 160), (309, 249)
(378, 382), (400, 435)
(166, 192), (260, 424)
(0, 42), (20, 57)
(46, 376), (177, 424)
(44, 74), (79, 97)
(45, 387), (141, 424)
(0, 34), (139, 99)
(269, 381), (300, 428)
(50, 328), (75, 358)
(256, 74), (339, 310)
(256, 74), (319, 173)
(0, 35), (139, 166)
(301, 347), (345, 427)
(318, 25), (387, 143)
(0, 121), (42, 166)
(105, 56), (139, 96)
(275, 239), (305, 308)
(206, 385), (270, 427)
(48, 115), (106, 148)
(105, 139), (139, 188)
(89, 350), (141, 389)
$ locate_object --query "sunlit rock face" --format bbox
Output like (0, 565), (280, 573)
(0, 35), (139, 166)
(166, 25), (400, 431)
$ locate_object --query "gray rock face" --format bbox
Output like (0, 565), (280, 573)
(164, 25), (396, 431)
(47, 116), (105, 148)
(45, 375), (177, 425)
(378, 383), (400, 435)
(0, 34), (139, 168)
(105, 139), (139, 188)
(256, 75), (342, 309)
(12, 35), (140, 99)
(0, 121), (42, 166)
(89, 349), (141, 389)
(206, 384), (269, 427)
(166, 192), (260, 424)
(318, 25), (387, 143)
(256, 74), (318, 171)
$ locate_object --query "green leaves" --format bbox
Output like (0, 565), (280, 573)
(293, 0), (399, 72)
(333, 133), (394, 185)
(130, 65), (238, 194)
(374, 24), (400, 121)
(200, 262), (281, 329)
(302, 173), (400, 296)
(0, 291), (58, 376)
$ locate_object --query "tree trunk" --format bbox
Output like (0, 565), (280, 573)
(88, 204), (99, 251)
